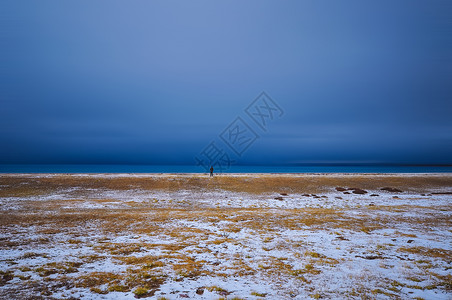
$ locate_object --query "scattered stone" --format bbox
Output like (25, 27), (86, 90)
(431, 192), (452, 195)
(321, 195), (327, 198)
(219, 290), (232, 296)
(280, 193), (288, 196)
(369, 203), (375, 206)
(381, 187), (403, 193)
(352, 188), (368, 195)
(180, 294), (189, 298)
(335, 187), (347, 192)
(393, 196), (400, 199)
(311, 194), (318, 197)
(0, 272), (13, 284)
(420, 194), (426, 196)
(343, 192), (350, 194)
(196, 287), (204, 295)
(391, 239), (397, 241)
(274, 197), (284, 201)
(302, 194), (310, 197)
(356, 255), (384, 260)
(407, 240), (414, 243)
(335, 236), (349, 241)
(335, 196), (343, 199)
(370, 194), (379, 197)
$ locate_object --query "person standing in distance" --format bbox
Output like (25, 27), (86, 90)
(210, 166), (214, 177)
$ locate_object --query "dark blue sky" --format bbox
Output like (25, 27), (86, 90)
(1, 1), (451, 166)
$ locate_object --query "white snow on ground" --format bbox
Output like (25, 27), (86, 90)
(0, 174), (451, 299)
(1, 186), (450, 210)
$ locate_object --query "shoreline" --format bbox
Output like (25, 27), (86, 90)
(2, 172), (452, 176)
(1, 172), (451, 299)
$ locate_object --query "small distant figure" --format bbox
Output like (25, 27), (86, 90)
(210, 166), (214, 177)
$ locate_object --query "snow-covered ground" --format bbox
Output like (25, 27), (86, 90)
(0, 174), (451, 299)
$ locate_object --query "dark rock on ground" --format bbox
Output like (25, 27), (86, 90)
(219, 290), (232, 296)
(343, 192), (350, 194)
(352, 188), (368, 194)
(274, 196), (284, 201)
(196, 287), (205, 295)
(381, 187), (403, 193)
(370, 194), (379, 197)
(335, 196), (342, 199)
(280, 193), (288, 196)
(0, 272), (13, 285)
(407, 240), (414, 243)
(393, 196), (400, 199)
(302, 194), (310, 197)
(335, 187), (347, 191)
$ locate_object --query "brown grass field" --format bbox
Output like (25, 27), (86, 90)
(0, 173), (451, 299)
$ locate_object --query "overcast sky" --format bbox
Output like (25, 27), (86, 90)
(1, 0), (451, 166)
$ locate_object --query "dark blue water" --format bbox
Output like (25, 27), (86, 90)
(1, 164), (452, 173)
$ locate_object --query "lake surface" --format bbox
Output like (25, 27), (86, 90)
(1, 164), (452, 173)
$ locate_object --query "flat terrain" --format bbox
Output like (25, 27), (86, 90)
(0, 173), (451, 299)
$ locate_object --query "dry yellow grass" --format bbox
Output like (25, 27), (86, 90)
(1, 173), (451, 197)
(1, 174), (451, 299)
